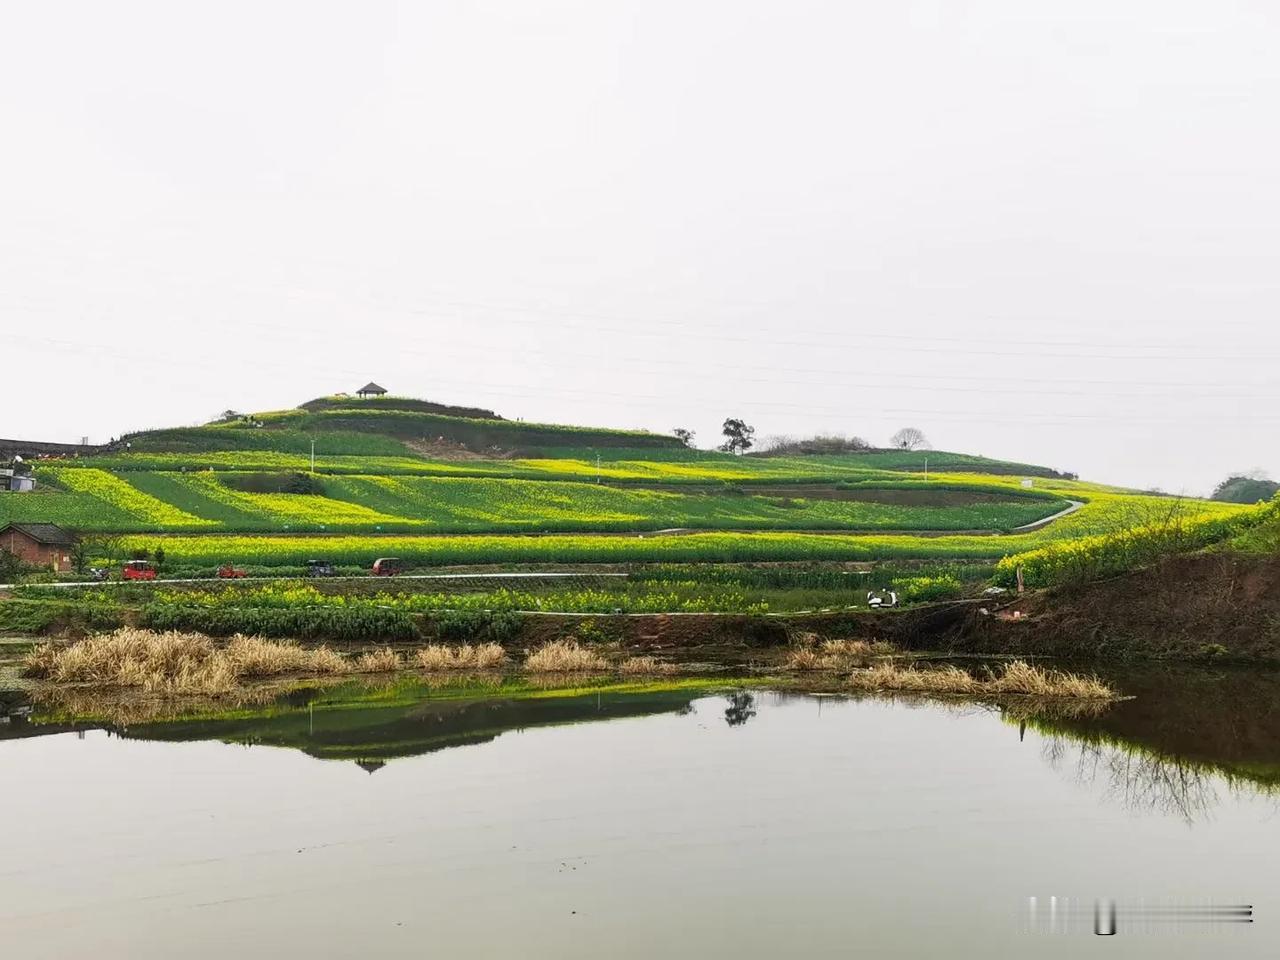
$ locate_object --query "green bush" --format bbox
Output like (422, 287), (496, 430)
(890, 575), (963, 603)
(139, 603), (417, 641)
(429, 610), (523, 644)
(0, 598), (124, 634)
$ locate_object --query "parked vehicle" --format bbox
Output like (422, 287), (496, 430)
(89, 567), (109, 582)
(122, 560), (157, 581)
(217, 565), (246, 579)
(372, 557), (404, 577)
(306, 559), (337, 578)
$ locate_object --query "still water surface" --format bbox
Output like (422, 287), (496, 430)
(1, 673), (1277, 958)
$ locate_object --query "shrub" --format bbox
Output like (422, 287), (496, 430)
(430, 610), (522, 644)
(140, 603), (417, 642)
(891, 575), (963, 603)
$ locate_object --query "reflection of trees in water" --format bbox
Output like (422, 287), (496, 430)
(1039, 735), (1269, 823)
(724, 692), (757, 727)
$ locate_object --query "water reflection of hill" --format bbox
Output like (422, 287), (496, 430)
(6, 665), (1279, 799)
(1, 682), (705, 768)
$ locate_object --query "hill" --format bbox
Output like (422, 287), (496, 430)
(122, 396), (685, 458)
(0, 392), (1263, 578)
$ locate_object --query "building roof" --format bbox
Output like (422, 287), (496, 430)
(357, 382), (387, 395)
(0, 522), (78, 545)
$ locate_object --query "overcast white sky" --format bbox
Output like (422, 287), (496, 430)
(3, 1), (1278, 495)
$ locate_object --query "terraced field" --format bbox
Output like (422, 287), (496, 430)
(111, 497), (1263, 570)
(6, 466), (1073, 534)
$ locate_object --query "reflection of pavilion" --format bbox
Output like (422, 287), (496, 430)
(355, 759), (386, 774)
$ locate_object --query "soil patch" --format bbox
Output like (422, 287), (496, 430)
(404, 438), (508, 460)
(949, 553), (1280, 662)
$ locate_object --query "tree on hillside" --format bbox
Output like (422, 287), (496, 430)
(719, 418), (756, 455)
(1212, 474), (1280, 504)
(70, 534), (122, 575)
(0, 549), (24, 585)
(673, 428), (696, 448)
(890, 427), (929, 451)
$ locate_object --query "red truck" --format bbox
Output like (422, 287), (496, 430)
(122, 560), (157, 581)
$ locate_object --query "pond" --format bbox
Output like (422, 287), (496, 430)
(1, 668), (1276, 958)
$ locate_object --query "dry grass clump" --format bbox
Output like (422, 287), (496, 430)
(618, 655), (676, 675)
(354, 648), (404, 673)
(226, 635), (348, 677)
(524, 639), (608, 673)
(23, 628), (351, 694)
(985, 660), (1112, 699)
(415, 643), (507, 670)
(847, 662), (980, 694)
(786, 648), (825, 670)
(844, 659), (1114, 700)
(787, 637), (896, 670)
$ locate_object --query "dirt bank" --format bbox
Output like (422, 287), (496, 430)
(947, 553), (1280, 662)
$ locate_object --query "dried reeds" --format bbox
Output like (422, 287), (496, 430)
(524, 639), (608, 673)
(415, 643), (507, 670)
(354, 648), (404, 673)
(618, 655), (676, 675)
(984, 660), (1113, 699)
(787, 638), (896, 670)
(23, 629), (350, 694)
(844, 659), (1113, 699)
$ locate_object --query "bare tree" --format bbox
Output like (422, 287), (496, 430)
(890, 427), (928, 451)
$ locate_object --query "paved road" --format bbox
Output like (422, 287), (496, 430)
(0, 571), (630, 591)
(1010, 499), (1085, 532)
